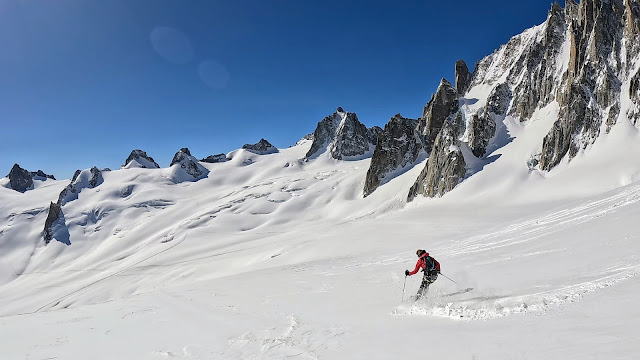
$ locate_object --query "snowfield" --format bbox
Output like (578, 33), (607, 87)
(1, 109), (640, 359)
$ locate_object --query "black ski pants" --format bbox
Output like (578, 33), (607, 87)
(417, 271), (438, 298)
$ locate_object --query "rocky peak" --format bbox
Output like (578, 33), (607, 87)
(242, 138), (278, 154)
(171, 148), (192, 165)
(169, 147), (209, 181)
(408, 120), (466, 200)
(539, 0), (631, 170)
(30, 170), (55, 181)
(455, 60), (472, 95)
(6, 164), (34, 193)
(417, 78), (459, 151)
(200, 154), (228, 163)
(124, 149), (160, 169)
(305, 108), (377, 160)
(364, 114), (424, 197)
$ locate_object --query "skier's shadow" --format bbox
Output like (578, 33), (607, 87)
(441, 287), (474, 298)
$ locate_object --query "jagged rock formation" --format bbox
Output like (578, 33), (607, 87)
(455, 60), (472, 95)
(368, 126), (383, 145)
(305, 108), (379, 160)
(124, 149), (160, 169)
(30, 170), (55, 181)
(170, 148), (193, 166)
(43, 166), (104, 243)
(43, 202), (63, 245)
(170, 148), (209, 181)
(468, 83), (512, 157)
(405, 0), (640, 199)
(200, 154), (228, 163)
(408, 121), (466, 200)
(539, 0), (637, 170)
(4, 164), (56, 192)
(469, 2), (566, 123)
(631, 68), (640, 124)
(242, 138), (278, 154)
(417, 79), (459, 151)
(6, 164), (34, 192)
(363, 114), (424, 197)
(58, 167), (104, 206)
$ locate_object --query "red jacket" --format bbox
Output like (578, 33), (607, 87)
(409, 252), (432, 276)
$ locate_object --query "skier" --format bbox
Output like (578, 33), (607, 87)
(405, 249), (440, 300)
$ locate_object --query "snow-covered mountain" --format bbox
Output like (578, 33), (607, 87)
(1, 1), (640, 359)
(365, 0), (640, 199)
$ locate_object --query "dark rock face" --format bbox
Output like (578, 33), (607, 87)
(417, 79), (459, 152)
(30, 170), (56, 181)
(124, 149), (160, 168)
(7, 164), (34, 192)
(471, 2), (566, 122)
(408, 121), (466, 200)
(468, 113), (496, 158)
(367, 126), (383, 145)
(45, 166), (104, 243)
(200, 154), (228, 163)
(630, 67), (640, 125)
(469, 83), (512, 157)
(512, 2), (566, 121)
(485, 83), (513, 116)
(170, 148), (208, 180)
(455, 60), (472, 95)
(242, 138), (278, 154)
(57, 167), (104, 205)
(306, 111), (342, 158)
(540, 0), (628, 170)
(305, 108), (377, 160)
(43, 202), (62, 245)
(89, 167), (102, 187)
(363, 115), (424, 197)
(171, 148), (192, 165)
(624, 0), (640, 63)
(330, 113), (376, 159)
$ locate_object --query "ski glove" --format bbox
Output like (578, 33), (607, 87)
(405, 270), (410, 276)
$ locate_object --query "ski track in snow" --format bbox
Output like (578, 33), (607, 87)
(443, 182), (640, 258)
(393, 269), (640, 320)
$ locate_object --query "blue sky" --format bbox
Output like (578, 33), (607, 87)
(0, 0), (555, 179)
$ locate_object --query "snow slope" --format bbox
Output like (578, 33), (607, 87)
(1, 112), (640, 359)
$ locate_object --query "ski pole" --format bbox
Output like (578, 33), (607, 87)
(402, 275), (407, 302)
(438, 271), (458, 285)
